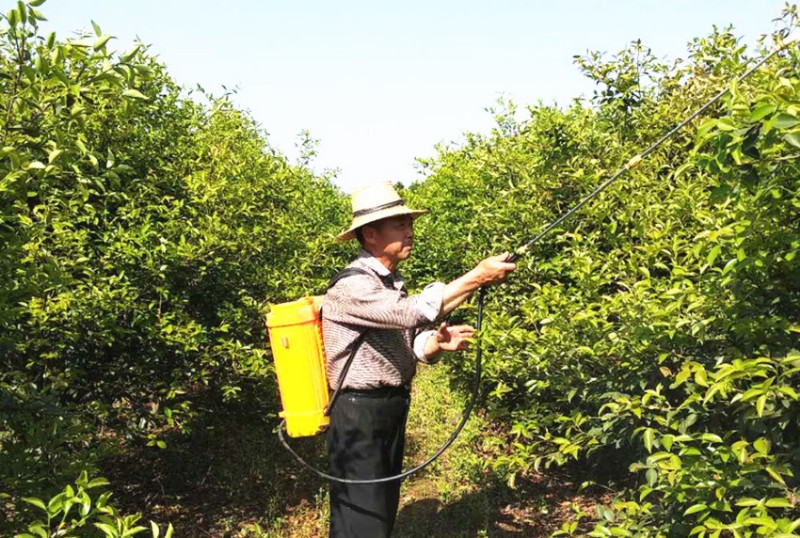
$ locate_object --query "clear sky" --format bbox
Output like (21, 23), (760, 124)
(37, 1), (791, 192)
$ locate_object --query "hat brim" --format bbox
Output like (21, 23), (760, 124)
(337, 206), (427, 242)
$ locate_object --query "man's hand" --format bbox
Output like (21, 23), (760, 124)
(435, 322), (476, 352)
(439, 252), (517, 318)
(474, 252), (516, 286)
(424, 322), (476, 359)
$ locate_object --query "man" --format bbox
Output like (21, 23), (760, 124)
(323, 181), (515, 537)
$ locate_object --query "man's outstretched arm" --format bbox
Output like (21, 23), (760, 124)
(420, 253), (516, 359)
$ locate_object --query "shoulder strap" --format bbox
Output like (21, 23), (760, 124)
(322, 265), (392, 416)
(326, 267), (369, 291)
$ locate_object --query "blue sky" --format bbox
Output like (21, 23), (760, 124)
(38, 1), (791, 192)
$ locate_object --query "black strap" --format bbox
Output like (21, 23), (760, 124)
(322, 266), (378, 416)
(324, 331), (366, 417)
(326, 267), (369, 290)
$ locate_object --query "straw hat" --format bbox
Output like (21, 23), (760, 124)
(337, 181), (427, 241)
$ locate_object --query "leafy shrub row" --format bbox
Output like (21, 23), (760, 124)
(406, 10), (800, 536)
(0, 1), (351, 533)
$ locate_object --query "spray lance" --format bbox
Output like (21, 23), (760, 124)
(278, 29), (799, 484)
(508, 28), (800, 264)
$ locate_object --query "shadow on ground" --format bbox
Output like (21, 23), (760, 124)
(395, 471), (603, 537)
(101, 400), (332, 536)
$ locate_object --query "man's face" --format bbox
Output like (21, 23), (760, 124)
(364, 215), (415, 262)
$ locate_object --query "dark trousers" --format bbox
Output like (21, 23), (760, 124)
(327, 387), (410, 538)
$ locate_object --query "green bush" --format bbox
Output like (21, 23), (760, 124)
(406, 10), (800, 537)
(0, 1), (350, 531)
(15, 471), (172, 538)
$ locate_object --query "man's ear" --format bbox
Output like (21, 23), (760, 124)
(362, 224), (378, 247)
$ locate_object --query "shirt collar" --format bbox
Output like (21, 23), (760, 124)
(356, 250), (405, 290)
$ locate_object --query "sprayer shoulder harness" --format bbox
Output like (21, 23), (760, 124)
(322, 266), (396, 415)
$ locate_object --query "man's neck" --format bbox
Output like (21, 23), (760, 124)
(364, 248), (398, 273)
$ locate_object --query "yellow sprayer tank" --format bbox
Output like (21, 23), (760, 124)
(266, 296), (329, 438)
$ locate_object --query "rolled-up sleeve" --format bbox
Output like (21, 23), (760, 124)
(413, 329), (441, 364)
(415, 282), (445, 322)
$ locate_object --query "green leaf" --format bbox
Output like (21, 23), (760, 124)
(93, 35), (113, 50)
(774, 113), (800, 130)
(716, 117), (738, 131)
(22, 497), (47, 512)
(47, 491), (67, 514)
(27, 523), (48, 538)
(646, 468), (658, 486)
(783, 133), (800, 150)
(707, 245), (722, 265)
(76, 470), (89, 487)
(120, 44), (142, 63)
(684, 503), (708, 515)
(48, 148), (64, 163)
(642, 429), (655, 453)
(123, 525), (148, 537)
(750, 102), (777, 122)
(756, 394), (767, 417)
(122, 89), (149, 100)
(765, 497), (793, 508)
(29, 7), (45, 21)
(766, 466), (786, 486)
(701, 433), (723, 443)
(597, 505), (615, 522)
(87, 477), (110, 489)
(94, 522), (117, 537)
(7, 8), (20, 28)
(722, 258), (737, 275)
(17, 1), (27, 24)
(744, 516), (777, 528)
(753, 438), (771, 456)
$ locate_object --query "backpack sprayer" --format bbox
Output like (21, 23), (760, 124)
(266, 29), (799, 484)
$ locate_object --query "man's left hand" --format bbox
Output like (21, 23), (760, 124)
(435, 322), (475, 352)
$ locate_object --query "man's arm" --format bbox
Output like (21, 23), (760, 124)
(325, 275), (444, 330)
(419, 253), (516, 360)
(420, 323), (477, 360)
(328, 253), (514, 343)
(440, 253), (516, 316)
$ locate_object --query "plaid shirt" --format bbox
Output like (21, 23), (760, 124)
(322, 250), (445, 390)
